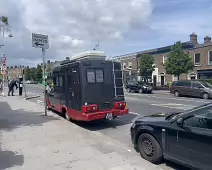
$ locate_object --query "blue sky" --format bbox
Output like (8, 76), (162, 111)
(109, 0), (212, 56)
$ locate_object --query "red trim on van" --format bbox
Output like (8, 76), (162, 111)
(46, 97), (129, 121)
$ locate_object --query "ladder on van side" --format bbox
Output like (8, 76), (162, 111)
(112, 61), (125, 100)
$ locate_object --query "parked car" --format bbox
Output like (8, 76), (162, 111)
(130, 103), (212, 170)
(126, 81), (152, 94)
(170, 80), (212, 99)
(26, 80), (31, 84)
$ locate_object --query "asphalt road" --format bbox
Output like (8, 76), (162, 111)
(24, 84), (210, 170)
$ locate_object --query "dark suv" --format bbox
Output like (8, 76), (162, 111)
(126, 81), (152, 94)
(170, 80), (212, 99)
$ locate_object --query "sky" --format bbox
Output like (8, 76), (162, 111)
(0, 0), (212, 67)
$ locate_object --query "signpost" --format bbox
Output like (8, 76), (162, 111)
(32, 33), (49, 116)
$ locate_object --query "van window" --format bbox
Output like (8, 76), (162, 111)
(193, 81), (202, 88)
(87, 69), (95, 83)
(95, 69), (104, 82)
(87, 68), (104, 83)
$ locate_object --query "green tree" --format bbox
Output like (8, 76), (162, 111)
(30, 67), (36, 81)
(46, 65), (52, 73)
(0, 16), (8, 25)
(165, 41), (193, 80)
(35, 64), (43, 82)
(139, 54), (155, 83)
(24, 66), (31, 80)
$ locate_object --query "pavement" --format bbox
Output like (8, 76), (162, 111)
(1, 94), (168, 170)
(10, 84), (211, 170)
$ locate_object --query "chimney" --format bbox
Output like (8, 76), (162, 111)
(204, 36), (211, 44)
(190, 33), (198, 44)
(66, 57), (70, 60)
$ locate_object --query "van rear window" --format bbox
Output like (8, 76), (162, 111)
(87, 68), (104, 83)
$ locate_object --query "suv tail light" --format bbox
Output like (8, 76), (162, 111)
(82, 104), (98, 113)
(114, 102), (126, 110)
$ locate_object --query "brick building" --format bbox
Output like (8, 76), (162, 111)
(112, 33), (212, 86)
(7, 67), (23, 80)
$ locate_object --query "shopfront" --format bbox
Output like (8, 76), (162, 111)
(197, 69), (212, 80)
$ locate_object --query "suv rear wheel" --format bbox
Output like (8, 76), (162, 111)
(202, 92), (209, 99)
(174, 90), (180, 97)
(139, 88), (143, 94)
(138, 133), (163, 163)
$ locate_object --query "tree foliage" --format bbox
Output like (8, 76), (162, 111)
(165, 41), (193, 80)
(24, 65), (43, 82)
(0, 16), (8, 25)
(24, 66), (31, 81)
(35, 64), (43, 82)
(139, 54), (155, 82)
(46, 65), (52, 73)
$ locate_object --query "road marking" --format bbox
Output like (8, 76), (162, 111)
(151, 103), (195, 110)
(129, 111), (139, 115)
(125, 95), (209, 103)
(37, 100), (43, 103)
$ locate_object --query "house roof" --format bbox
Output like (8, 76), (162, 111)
(113, 40), (212, 60)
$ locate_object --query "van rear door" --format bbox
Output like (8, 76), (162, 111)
(81, 60), (115, 110)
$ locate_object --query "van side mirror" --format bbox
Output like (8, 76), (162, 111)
(176, 118), (183, 127)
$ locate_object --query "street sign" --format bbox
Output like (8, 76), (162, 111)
(32, 32), (49, 116)
(32, 33), (49, 49)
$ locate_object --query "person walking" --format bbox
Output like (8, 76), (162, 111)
(8, 79), (18, 96)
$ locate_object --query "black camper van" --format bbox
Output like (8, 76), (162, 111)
(46, 51), (128, 121)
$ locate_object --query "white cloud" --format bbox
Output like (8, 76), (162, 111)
(0, 0), (152, 66)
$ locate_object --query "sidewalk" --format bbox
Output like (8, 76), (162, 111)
(0, 96), (166, 170)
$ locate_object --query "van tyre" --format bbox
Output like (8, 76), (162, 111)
(174, 90), (180, 97)
(138, 133), (163, 164)
(202, 93), (209, 99)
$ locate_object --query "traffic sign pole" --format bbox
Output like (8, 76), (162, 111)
(32, 33), (49, 116)
(42, 48), (47, 116)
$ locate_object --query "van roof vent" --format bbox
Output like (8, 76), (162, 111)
(70, 50), (106, 61)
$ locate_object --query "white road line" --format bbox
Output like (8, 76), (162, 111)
(37, 100), (43, 103)
(125, 95), (209, 103)
(151, 103), (194, 110)
(129, 111), (139, 115)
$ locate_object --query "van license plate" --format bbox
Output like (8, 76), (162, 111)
(106, 113), (113, 120)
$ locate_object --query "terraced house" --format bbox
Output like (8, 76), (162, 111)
(112, 33), (212, 86)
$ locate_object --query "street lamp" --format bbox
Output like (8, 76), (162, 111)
(0, 25), (13, 96)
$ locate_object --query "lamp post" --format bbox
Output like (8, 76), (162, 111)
(0, 24), (13, 96)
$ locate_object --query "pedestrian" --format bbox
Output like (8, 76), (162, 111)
(8, 79), (18, 96)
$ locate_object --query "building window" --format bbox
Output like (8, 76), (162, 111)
(163, 56), (168, 64)
(128, 61), (132, 69)
(123, 63), (126, 70)
(194, 53), (200, 65)
(208, 51), (212, 65)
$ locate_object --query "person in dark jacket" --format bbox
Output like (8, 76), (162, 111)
(8, 79), (18, 96)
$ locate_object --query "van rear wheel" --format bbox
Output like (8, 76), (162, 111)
(174, 90), (180, 97)
(202, 93), (209, 99)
